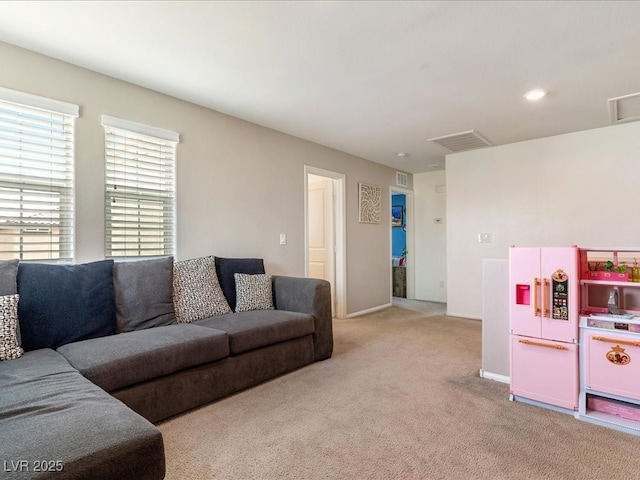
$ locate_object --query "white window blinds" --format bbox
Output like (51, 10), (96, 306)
(0, 87), (79, 262)
(102, 115), (178, 258)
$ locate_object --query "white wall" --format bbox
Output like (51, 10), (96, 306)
(413, 170), (447, 303)
(481, 258), (509, 381)
(0, 40), (410, 316)
(446, 121), (640, 319)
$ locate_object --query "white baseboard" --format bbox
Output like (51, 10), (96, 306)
(447, 311), (482, 320)
(346, 303), (392, 318)
(479, 369), (510, 384)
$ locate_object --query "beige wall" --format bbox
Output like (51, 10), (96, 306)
(446, 121), (640, 319)
(0, 41), (408, 316)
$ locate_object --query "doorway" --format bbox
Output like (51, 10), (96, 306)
(390, 186), (414, 300)
(304, 166), (346, 319)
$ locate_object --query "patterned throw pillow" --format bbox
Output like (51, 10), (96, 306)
(0, 259), (19, 346)
(0, 294), (23, 361)
(214, 257), (265, 311)
(234, 273), (274, 312)
(173, 256), (231, 323)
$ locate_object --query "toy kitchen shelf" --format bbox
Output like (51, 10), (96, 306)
(578, 248), (640, 435)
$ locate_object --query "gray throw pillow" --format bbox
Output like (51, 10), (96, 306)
(113, 257), (177, 332)
(0, 294), (23, 361)
(0, 259), (20, 346)
(234, 273), (274, 312)
(0, 259), (18, 295)
(173, 256), (231, 323)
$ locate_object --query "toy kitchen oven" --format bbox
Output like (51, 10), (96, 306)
(578, 248), (640, 435)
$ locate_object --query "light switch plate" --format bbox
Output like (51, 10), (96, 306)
(478, 233), (492, 243)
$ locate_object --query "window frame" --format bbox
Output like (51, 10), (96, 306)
(102, 115), (178, 259)
(0, 87), (79, 263)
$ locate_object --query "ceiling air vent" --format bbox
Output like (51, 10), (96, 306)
(608, 92), (640, 124)
(428, 130), (492, 153)
(396, 171), (408, 187)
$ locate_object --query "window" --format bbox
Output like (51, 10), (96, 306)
(102, 115), (178, 258)
(0, 87), (79, 262)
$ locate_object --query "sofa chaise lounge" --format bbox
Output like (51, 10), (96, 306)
(0, 255), (332, 480)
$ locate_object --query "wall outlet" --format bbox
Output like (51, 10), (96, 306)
(478, 233), (492, 243)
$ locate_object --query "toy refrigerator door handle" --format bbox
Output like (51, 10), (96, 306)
(542, 278), (550, 317)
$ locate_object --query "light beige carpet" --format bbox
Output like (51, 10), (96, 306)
(158, 305), (640, 479)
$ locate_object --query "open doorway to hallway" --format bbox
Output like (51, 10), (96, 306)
(391, 297), (446, 316)
(304, 166), (346, 319)
(390, 187), (414, 301)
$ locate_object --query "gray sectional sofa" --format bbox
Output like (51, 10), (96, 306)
(0, 256), (332, 480)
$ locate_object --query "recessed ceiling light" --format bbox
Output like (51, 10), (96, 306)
(396, 152), (409, 158)
(524, 89), (547, 101)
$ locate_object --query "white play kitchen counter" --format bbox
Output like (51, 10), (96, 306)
(578, 313), (640, 435)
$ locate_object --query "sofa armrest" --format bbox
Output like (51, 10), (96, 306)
(272, 276), (333, 361)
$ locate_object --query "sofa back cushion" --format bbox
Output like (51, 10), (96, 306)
(17, 260), (116, 351)
(0, 259), (18, 295)
(214, 257), (265, 311)
(0, 259), (21, 350)
(113, 256), (176, 332)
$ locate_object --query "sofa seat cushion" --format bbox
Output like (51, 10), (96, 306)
(57, 324), (229, 392)
(0, 349), (165, 480)
(195, 310), (315, 355)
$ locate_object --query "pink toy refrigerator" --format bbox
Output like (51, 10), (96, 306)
(509, 246), (579, 411)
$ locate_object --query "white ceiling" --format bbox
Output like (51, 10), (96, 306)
(0, 1), (639, 173)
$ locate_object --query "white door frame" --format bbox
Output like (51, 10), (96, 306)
(304, 165), (346, 319)
(390, 186), (415, 300)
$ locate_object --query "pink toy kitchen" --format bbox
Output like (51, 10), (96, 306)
(509, 246), (640, 436)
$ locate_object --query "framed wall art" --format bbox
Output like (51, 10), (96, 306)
(358, 182), (381, 224)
